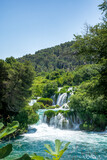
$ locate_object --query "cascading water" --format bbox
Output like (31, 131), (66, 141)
(52, 87), (73, 107)
(43, 110), (81, 130)
(29, 97), (41, 106)
(29, 99), (37, 106)
(28, 87), (80, 130)
(57, 93), (68, 106)
(43, 112), (70, 129)
(43, 87), (81, 130)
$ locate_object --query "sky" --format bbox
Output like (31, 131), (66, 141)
(0, 0), (103, 60)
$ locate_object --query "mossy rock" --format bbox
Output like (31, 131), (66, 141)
(44, 110), (55, 119)
(37, 102), (45, 109)
(59, 86), (70, 94)
(37, 98), (53, 106)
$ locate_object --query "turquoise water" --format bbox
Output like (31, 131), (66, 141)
(0, 109), (107, 160)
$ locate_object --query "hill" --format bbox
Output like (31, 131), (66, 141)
(17, 41), (91, 72)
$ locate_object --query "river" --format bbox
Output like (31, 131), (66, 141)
(1, 108), (107, 160)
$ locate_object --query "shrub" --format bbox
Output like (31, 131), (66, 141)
(63, 73), (73, 86)
(42, 82), (58, 98)
(27, 112), (39, 125)
(46, 71), (60, 80)
(37, 102), (45, 109)
(44, 110), (55, 119)
(59, 86), (69, 94)
(55, 110), (74, 118)
(79, 123), (95, 131)
(44, 110), (74, 120)
(32, 102), (40, 111)
(15, 110), (28, 129)
(46, 106), (55, 109)
(45, 104), (50, 108)
(14, 107), (39, 131)
(56, 105), (60, 108)
(37, 98), (53, 106)
(92, 114), (106, 131)
(73, 64), (101, 85)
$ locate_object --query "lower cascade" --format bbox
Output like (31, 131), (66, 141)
(43, 111), (81, 130)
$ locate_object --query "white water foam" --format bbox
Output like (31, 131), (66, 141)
(22, 123), (107, 146)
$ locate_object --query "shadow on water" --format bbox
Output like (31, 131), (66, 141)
(27, 127), (37, 134)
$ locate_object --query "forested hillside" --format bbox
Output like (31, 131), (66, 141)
(18, 41), (92, 72)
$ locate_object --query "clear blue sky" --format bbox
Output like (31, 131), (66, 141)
(0, 0), (103, 60)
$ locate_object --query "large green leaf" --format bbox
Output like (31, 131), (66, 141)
(44, 158), (52, 160)
(0, 127), (16, 139)
(0, 121), (19, 139)
(0, 128), (8, 139)
(7, 121), (19, 128)
(55, 139), (63, 155)
(62, 142), (70, 151)
(31, 155), (45, 160)
(44, 139), (70, 160)
(44, 144), (56, 155)
(58, 150), (65, 159)
(0, 144), (12, 159)
(31, 153), (48, 160)
(15, 154), (31, 160)
(6, 127), (17, 135)
(59, 142), (70, 158)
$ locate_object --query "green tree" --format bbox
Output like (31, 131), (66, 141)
(42, 82), (58, 98)
(0, 58), (34, 120)
(98, 0), (107, 21)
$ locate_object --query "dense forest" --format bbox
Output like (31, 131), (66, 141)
(17, 41), (92, 72)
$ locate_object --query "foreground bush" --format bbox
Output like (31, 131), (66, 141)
(14, 107), (39, 133)
(69, 80), (107, 131)
(0, 121), (19, 159)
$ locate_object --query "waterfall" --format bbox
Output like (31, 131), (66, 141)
(58, 87), (62, 92)
(51, 95), (56, 105)
(57, 93), (67, 106)
(29, 99), (37, 106)
(55, 87), (73, 108)
(29, 86), (80, 130)
(43, 111), (81, 130)
(51, 87), (73, 107)
(43, 113), (70, 129)
(29, 97), (41, 106)
(42, 85), (81, 129)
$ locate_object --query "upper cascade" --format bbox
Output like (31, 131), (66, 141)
(52, 87), (73, 108)
(57, 93), (68, 106)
